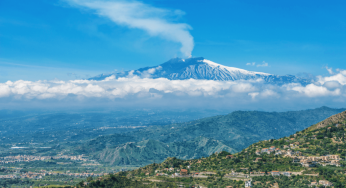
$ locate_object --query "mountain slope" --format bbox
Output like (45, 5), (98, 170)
(89, 57), (310, 85)
(74, 137), (235, 166)
(309, 110), (346, 131)
(67, 107), (345, 166)
(77, 110), (346, 188)
(123, 106), (346, 151)
(0, 109), (217, 144)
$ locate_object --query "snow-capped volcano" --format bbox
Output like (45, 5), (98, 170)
(90, 57), (310, 85)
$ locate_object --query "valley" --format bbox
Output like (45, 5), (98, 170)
(1, 107), (346, 187)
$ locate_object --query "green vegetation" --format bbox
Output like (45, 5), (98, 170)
(78, 172), (177, 188)
(65, 106), (346, 166)
(71, 110), (346, 187)
(2, 107), (346, 187)
(76, 137), (234, 166)
(0, 109), (213, 144)
(0, 179), (34, 188)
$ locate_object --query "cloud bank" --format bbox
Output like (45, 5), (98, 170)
(67, 0), (194, 57)
(1, 69), (346, 110)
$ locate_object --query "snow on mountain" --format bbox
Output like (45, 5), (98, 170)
(89, 57), (310, 85)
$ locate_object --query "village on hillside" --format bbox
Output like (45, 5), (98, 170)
(119, 124), (346, 188)
(0, 155), (88, 164)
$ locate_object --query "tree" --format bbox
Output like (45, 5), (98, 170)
(86, 177), (93, 182)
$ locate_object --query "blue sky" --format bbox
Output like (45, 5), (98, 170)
(1, 0), (346, 111)
(1, 0), (346, 82)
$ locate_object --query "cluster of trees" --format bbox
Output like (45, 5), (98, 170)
(0, 179), (33, 187)
(251, 175), (312, 188)
(68, 173), (177, 188)
(190, 149), (304, 173)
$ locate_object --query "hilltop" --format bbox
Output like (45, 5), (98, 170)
(309, 110), (346, 131)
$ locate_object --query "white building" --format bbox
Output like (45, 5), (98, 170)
(245, 179), (252, 187)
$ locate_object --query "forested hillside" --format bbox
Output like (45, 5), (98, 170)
(77, 137), (235, 166)
(68, 107), (345, 166)
(72, 109), (346, 188)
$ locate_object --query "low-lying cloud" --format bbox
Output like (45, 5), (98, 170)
(67, 0), (194, 57)
(1, 68), (346, 111)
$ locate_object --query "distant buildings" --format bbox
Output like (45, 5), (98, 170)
(245, 179), (252, 187)
(0, 154), (88, 164)
(318, 180), (333, 187)
(311, 182), (318, 186)
(255, 144), (342, 168)
(311, 181), (334, 187)
(180, 169), (188, 176)
(255, 150), (261, 155)
(282, 171), (291, 177)
(0, 170), (104, 180)
(271, 171), (280, 176)
(261, 148), (268, 153)
(226, 155), (235, 159)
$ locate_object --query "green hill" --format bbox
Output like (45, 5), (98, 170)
(309, 110), (346, 131)
(68, 107), (345, 166)
(119, 106), (346, 151)
(72, 109), (346, 188)
(75, 137), (236, 166)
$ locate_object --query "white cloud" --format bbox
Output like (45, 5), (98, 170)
(316, 69), (346, 85)
(325, 66), (334, 75)
(246, 61), (269, 67)
(140, 66), (162, 78)
(257, 61), (269, 67)
(1, 69), (346, 110)
(67, 0), (194, 57)
(0, 74), (344, 100)
(248, 92), (259, 99)
(260, 89), (278, 97)
(288, 84), (340, 97)
(0, 84), (10, 97)
(246, 62), (256, 66)
(323, 81), (341, 89)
